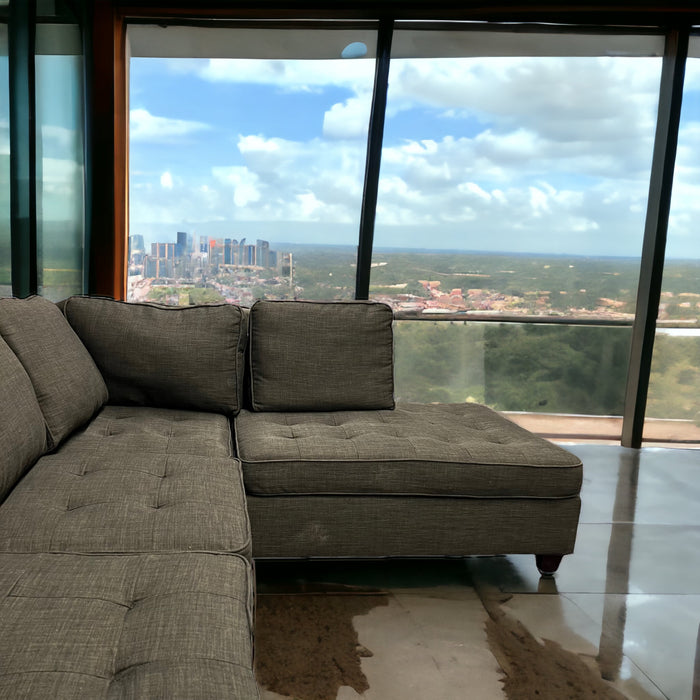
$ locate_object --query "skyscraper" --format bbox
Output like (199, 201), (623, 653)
(176, 231), (188, 259)
(256, 239), (270, 268)
(152, 242), (176, 260)
(129, 234), (145, 256)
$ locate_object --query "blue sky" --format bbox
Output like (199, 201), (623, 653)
(4, 25), (700, 260)
(130, 49), (700, 258)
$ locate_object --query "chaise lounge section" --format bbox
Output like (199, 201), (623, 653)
(237, 402), (582, 566)
(237, 300), (582, 572)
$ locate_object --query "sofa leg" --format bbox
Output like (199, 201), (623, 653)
(535, 554), (563, 577)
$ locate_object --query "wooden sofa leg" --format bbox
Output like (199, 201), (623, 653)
(535, 554), (563, 577)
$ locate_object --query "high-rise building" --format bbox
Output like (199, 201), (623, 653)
(144, 256), (174, 278)
(209, 239), (223, 268)
(129, 234), (145, 256)
(176, 231), (188, 259)
(129, 234), (146, 265)
(243, 244), (256, 266)
(279, 252), (293, 280)
(151, 242), (176, 260)
(256, 239), (270, 268)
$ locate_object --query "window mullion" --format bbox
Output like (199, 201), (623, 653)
(8, 0), (38, 298)
(621, 28), (689, 448)
(355, 18), (393, 300)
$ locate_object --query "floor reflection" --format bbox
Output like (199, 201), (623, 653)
(598, 450), (639, 682)
(255, 445), (699, 699)
(466, 445), (700, 699)
(694, 623), (700, 700)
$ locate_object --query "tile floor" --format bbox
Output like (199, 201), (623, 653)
(255, 444), (700, 700)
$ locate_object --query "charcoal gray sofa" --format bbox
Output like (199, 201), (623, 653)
(0, 294), (582, 699)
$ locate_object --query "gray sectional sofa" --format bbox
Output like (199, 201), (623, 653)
(0, 294), (582, 699)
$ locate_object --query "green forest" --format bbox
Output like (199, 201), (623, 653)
(286, 246), (700, 322)
(280, 247), (700, 423)
(4, 232), (699, 424)
(138, 245), (700, 424)
(393, 322), (630, 413)
(393, 321), (700, 423)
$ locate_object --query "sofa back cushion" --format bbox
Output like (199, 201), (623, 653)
(0, 335), (47, 501)
(63, 297), (247, 415)
(248, 300), (395, 412)
(0, 296), (108, 451)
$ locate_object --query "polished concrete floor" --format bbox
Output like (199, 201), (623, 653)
(255, 444), (700, 700)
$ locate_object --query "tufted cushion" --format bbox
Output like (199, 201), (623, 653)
(248, 299), (395, 412)
(0, 336), (47, 503)
(0, 552), (258, 699)
(0, 441), (250, 558)
(235, 402), (582, 498)
(0, 296), (108, 450)
(63, 296), (247, 415)
(60, 405), (234, 459)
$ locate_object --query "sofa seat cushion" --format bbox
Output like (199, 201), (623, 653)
(64, 296), (247, 415)
(235, 402), (582, 499)
(0, 296), (108, 450)
(0, 448), (250, 557)
(59, 405), (234, 458)
(0, 335), (47, 503)
(0, 552), (258, 699)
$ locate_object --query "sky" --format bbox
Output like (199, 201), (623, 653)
(4, 27), (700, 260)
(129, 42), (700, 258)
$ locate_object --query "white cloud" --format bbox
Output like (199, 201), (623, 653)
(198, 58), (374, 92)
(132, 132), (367, 227)
(238, 134), (280, 153)
(40, 125), (78, 152)
(160, 171), (174, 189)
(296, 191), (323, 218)
(41, 157), (81, 186)
(459, 182), (491, 202)
(39, 157), (84, 221)
(0, 119), (8, 156)
(212, 166), (261, 207)
(132, 53), (700, 255)
(323, 96), (372, 140)
(130, 108), (210, 142)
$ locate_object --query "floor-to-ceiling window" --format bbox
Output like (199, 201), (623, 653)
(120, 20), (700, 445)
(371, 28), (663, 436)
(3, 0), (85, 300)
(126, 24), (376, 305)
(5, 6), (696, 446)
(646, 33), (700, 444)
(0, 8), (11, 297)
(35, 20), (85, 300)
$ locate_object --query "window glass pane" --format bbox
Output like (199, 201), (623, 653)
(0, 22), (10, 296)
(377, 29), (659, 437)
(127, 25), (376, 305)
(35, 23), (84, 300)
(646, 330), (700, 443)
(394, 320), (631, 437)
(371, 30), (662, 321)
(646, 41), (700, 443)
